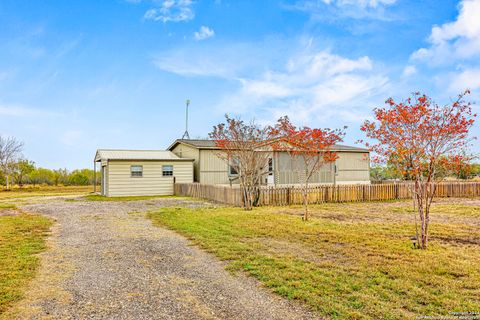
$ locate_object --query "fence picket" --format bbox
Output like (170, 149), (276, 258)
(174, 182), (480, 207)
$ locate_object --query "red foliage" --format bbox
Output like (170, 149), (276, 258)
(360, 90), (476, 179)
(209, 115), (273, 210)
(268, 116), (346, 221)
(269, 116), (346, 160)
(268, 116), (346, 220)
(360, 90), (476, 249)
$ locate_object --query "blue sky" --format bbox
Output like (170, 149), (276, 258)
(0, 0), (479, 169)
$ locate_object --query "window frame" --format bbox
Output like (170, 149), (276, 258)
(228, 157), (239, 177)
(229, 165), (238, 176)
(162, 165), (174, 177)
(130, 165), (143, 178)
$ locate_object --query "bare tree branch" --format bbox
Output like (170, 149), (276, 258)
(0, 136), (24, 189)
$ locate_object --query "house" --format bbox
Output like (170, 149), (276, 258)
(94, 139), (370, 197)
(94, 149), (194, 197)
(167, 139), (370, 186)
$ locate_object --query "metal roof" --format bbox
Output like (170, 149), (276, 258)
(331, 144), (370, 152)
(167, 139), (369, 152)
(167, 139), (218, 150)
(94, 149), (194, 162)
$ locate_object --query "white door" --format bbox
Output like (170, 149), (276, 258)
(267, 158), (274, 185)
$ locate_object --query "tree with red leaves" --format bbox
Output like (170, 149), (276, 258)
(360, 91), (476, 249)
(209, 115), (272, 210)
(270, 116), (346, 221)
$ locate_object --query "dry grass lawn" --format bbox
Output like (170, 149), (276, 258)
(0, 186), (91, 200)
(148, 198), (480, 319)
(0, 207), (52, 315)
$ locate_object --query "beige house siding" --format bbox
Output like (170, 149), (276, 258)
(167, 141), (370, 185)
(171, 144), (200, 182)
(275, 151), (334, 184)
(105, 164), (109, 196)
(199, 149), (233, 184)
(106, 160), (193, 197)
(276, 168), (334, 184)
(336, 152), (370, 183)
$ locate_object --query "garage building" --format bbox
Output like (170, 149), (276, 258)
(94, 149), (194, 197)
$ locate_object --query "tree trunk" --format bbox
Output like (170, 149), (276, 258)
(6, 175), (10, 190)
(303, 180), (309, 221)
(246, 187), (250, 210)
(421, 182), (435, 249)
(252, 186), (260, 207)
(419, 209), (427, 249)
(243, 186), (252, 210)
(414, 181), (430, 250)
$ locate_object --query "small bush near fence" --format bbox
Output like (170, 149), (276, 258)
(175, 182), (480, 207)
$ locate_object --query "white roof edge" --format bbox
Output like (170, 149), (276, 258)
(105, 158), (195, 161)
(94, 149), (192, 162)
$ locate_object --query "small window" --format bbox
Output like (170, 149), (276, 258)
(131, 165), (143, 177)
(229, 158), (239, 176)
(229, 165), (238, 176)
(268, 158), (273, 175)
(162, 165), (173, 176)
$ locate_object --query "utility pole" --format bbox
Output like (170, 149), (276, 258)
(182, 99), (190, 139)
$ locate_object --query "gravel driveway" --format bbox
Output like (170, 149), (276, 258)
(12, 197), (319, 320)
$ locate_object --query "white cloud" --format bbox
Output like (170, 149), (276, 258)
(286, 51), (372, 78)
(153, 42), (277, 78)
(402, 65), (417, 77)
(321, 0), (396, 8)
(239, 79), (293, 98)
(216, 50), (388, 125)
(153, 39), (388, 125)
(286, 0), (397, 20)
(144, 0), (194, 23)
(154, 48), (233, 77)
(448, 68), (480, 92)
(194, 26), (215, 41)
(411, 0), (480, 64)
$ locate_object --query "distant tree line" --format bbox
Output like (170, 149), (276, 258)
(370, 162), (480, 181)
(0, 135), (98, 188)
(0, 160), (99, 187)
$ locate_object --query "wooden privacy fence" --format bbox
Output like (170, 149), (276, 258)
(175, 183), (244, 206)
(174, 182), (480, 207)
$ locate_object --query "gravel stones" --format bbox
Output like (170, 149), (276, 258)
(14, 197), (319, 320)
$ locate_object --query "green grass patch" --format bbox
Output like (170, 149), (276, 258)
(147, 202), (480, 319)
(0, 204), (16, 210)
(0, 213), (52, 315)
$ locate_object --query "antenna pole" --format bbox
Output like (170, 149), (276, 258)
(182, 99), (191, 139)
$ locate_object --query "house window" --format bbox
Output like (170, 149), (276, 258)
(229, 165), (238, 176)
(268, 158), (273, 175)
(228, 158), (239, 176)
(131, 165), (143, 177)
(162, 165), (173, 176)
